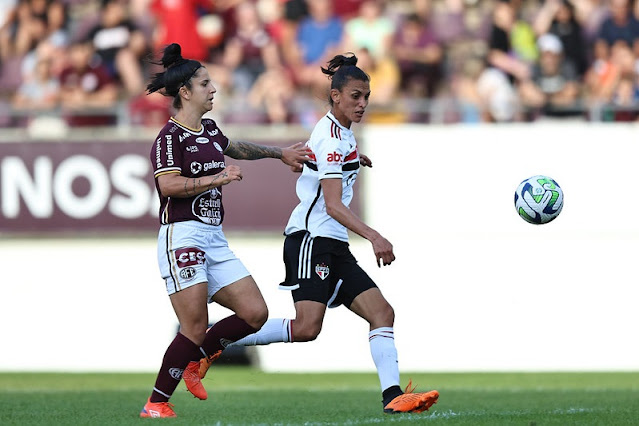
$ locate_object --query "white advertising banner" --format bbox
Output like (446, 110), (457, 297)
(1, 123), (638, 372)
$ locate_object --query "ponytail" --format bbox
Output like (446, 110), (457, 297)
(146, 43), (203, 109)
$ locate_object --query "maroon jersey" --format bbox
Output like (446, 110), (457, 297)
(151, 117), (230, 225)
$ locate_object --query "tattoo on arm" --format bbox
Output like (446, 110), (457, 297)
(206, 172), (227, 190)
(226, 141), (281, 160)
(182, 172), (229, 197)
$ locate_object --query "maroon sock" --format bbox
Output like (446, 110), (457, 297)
(201, 314), (258, 357)
(150, 332), (200, 403)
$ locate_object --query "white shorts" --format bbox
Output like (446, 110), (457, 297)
(157, 221), (250, 302)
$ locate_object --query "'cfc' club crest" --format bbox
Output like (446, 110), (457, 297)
(315, 263), (330, 280)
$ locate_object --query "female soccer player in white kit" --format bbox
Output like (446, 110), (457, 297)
(201, 53), (440, 414)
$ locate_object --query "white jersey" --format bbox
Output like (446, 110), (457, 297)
(285, 111), (360, 242)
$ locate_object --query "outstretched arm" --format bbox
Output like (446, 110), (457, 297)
(321, 178), (395, 267)
(226, 141), (310, 170)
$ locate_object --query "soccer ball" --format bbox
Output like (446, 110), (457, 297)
(514, 175), (563, 224)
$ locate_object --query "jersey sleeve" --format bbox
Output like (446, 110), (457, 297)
(205, 119), (230, 152)
(152, 127), (182, 178)
(313, 136), (346, 180)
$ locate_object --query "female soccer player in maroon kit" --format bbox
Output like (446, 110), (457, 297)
(140, 43), (309, 418)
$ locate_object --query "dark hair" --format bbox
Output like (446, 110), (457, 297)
(321, 53), (369, 105)
(146, 43), (203, 109)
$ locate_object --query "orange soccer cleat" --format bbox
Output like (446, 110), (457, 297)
(139, 398), (177, 418)
(383, 380), (439, 414)
(199, 349), (222, 379)
(183, 361), (208, 400)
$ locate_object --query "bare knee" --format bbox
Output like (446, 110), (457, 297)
(179, 318), (209, 345)
(372, 302), (395, 329)
(291, 320), (322, 342)
(238, 304), (268, 330)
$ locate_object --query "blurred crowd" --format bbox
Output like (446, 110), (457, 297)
(2, 0), (639, 129)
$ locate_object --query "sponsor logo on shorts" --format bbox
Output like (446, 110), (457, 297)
(168, 367), (184, 380)
(179, 267), (196, 281)
(220, 338), (233, 348)
(176, 247), (206, 267)
(196, 137), (209, 144)
(315, 263), (330, 280)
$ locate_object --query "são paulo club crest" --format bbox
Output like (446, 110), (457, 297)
(315, 263), (329, 280)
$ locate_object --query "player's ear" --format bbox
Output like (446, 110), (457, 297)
(330, 88), (340, 105)
(179, 85), (190, 101)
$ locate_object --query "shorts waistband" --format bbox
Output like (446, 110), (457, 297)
(163, 220), (223, 233)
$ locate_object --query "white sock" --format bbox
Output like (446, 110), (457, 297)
(229, 318), (293, 346)
(369, 327), (400, 392)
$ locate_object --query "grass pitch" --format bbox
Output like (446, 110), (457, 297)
(1, 369), (638, 425)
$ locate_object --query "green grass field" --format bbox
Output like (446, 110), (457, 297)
(1, 369), (638, 425)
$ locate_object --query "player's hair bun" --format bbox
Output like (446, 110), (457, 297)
(321, 53), (359, 77)
(161, 43), (186, 69)
(146, 43), (203, 97)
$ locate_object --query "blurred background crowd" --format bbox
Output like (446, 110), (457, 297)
(1, 0), (639, 129)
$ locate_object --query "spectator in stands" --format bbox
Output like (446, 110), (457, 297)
(247, 64), (295, 124)
(518, 33), (580, 117)
(355, 47), (404, 123)
(0, 1), (17, 33)
(571, 0), (608, 44)
(12, 53), (59, 111)
(332, 0), (364, 20)
(222, 1), (280, 94)
(449, 54), (484, 123)
(584, 41), (628, 105)
(84, 0), (147, 95)
(533, 0), (588, 78)
(476, 65), (520, 122)
(427, 0), (468, 45)
(294, 0), (344, 90)
(595, 0), (639, 51)
(342, 0), (394, 59)
(220, 1), (290, 124)
(487, 0), (535, 83)
(0, 0), (67, 60)
(147, 0), (215, 63)
(58, 39), (118, 126)
(392, 13), (443, 98)
(609, 73), (639, 121)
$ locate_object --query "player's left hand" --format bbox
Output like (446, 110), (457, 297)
(359, 154), (372, 167)
(281, 142), (312, 171)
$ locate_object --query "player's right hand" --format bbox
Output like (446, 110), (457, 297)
(219, 165), (243, 185)
(371, 234), (395, 267)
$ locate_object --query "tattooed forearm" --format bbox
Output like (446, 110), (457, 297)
(182, 175), (224, 197)
(226, 141), (281, 160)
(206, 172), (227, 190)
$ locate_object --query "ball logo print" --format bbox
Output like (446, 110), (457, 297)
(514, 175), (563, 224)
